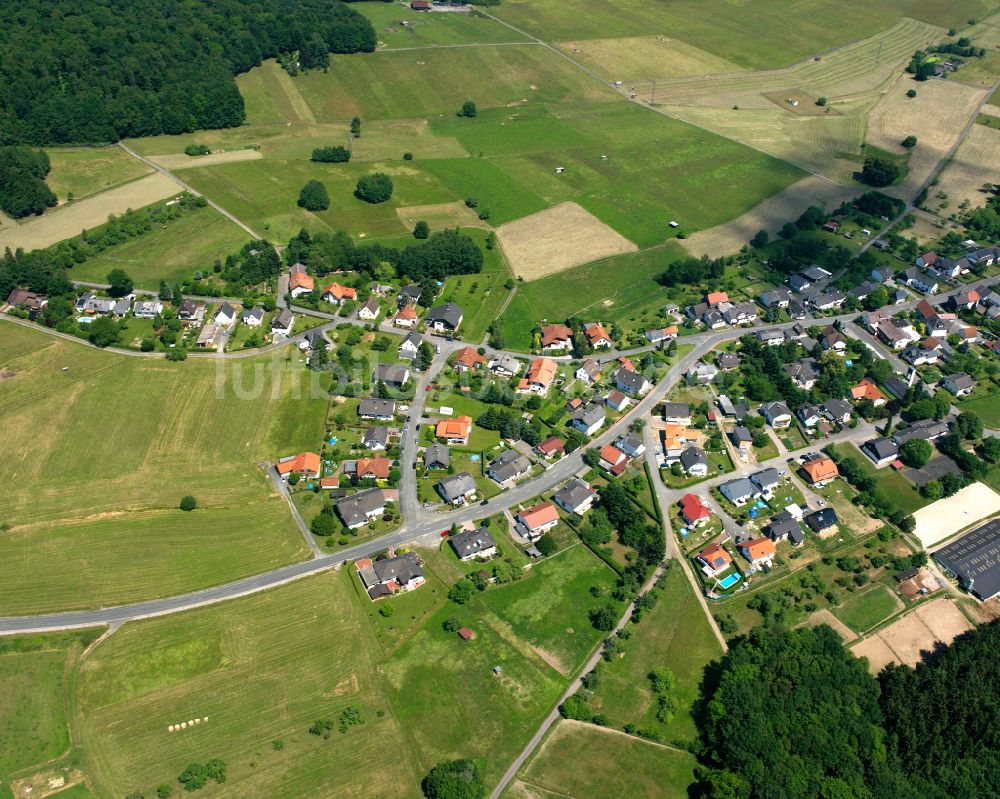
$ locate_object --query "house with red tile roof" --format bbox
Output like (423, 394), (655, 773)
(393, 304), (418, 328)
(322, 281), (357, 305)
(706, 291), (729, 306)
(435, 416), (473, 445)
(289, 265), (314, 297)
(584, 322), (612, 349)
(740, 536), (776, 567)
(679, 493), (712, 527)
(452, 346), (485, 372)
(515, 501), (560, 540)
(536, 436), (565, 459)
(850, 378), (886, 406)
(276, 451), (321, 479)
(540, 323), (573, 350)
(599, 444), (628, 475)
(697, 542), (732, 576)
(518, 357), (558, 395)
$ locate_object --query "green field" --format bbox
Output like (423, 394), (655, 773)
(589, 565), (723, 743)
(500, 243), (686, 350)
(833, 585), (901, 633)
(66, 204), (251, 289)
(491, 0), (990, 68)
(356, 1), (531, 48)
(0, 324), (321, 614)
(958, 389), (1000, 427)
(830, 443), (929, 516)
(508, 720), (697, 799)
(45, 147), (152, 202)
(478, 544), (621, 676)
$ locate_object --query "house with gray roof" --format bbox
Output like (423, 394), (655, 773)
(761, 401), (792, 428)
(572, 403), (606, 436)
(241, 306), (265, 326)
(423, 443), (450, 470)
(862, 437), (898, 467)
(615, 368), (651, 396)
(363, 426), (389, 450)
(821, 398), (852, 424)
(487, 449), (532, 484)
(398, 331), (423, 360)
(686, 362), (718, 384)
(553, 479), (597, 515)
(450, 527), (497, 561)
(662, 402), (692, 425)
(359, 398), (396, 420)
(437, 472), (477, 505)
(720, 477), (759, 506)
(750, 468), (781, 494)
(358, 550), (424, 599)
(374, 363), (410, 387)
(489, 352), (521, 377)
(426, 301), (464, 333)
(943, 373), (974, 396)
(680, 447), (708, 476)
(336, 488), (387, 529)
(892, 419), (948, 445)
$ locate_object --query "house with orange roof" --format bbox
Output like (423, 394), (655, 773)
(680, 493), (712, 527)
(393, 304), (418, 328)
(599, 444), (628, 475)
(697, 542), (732, 576)
(517, 357), (558, 395)
(662, 424), (697, 459)
(349, 457), (392, 481)
(515, 501), (560, 540)
(536, 436), (565, 459)
(289, 265), (315, 297)
(849, 378), (886, 406)
(618, 356), (635, 372)
(800, 454), (839, 486)
(435, 415), (473, 446)
(706, 291), (729, 307)
(540, 323), (573, 351)
(452, 346), (485, 372)
(740, 536), (776, 567)
(322, 281), (357, 305)
(584, 322), (613, 349)
(275, 451), (321, 480)
(320, 475), (340, 490)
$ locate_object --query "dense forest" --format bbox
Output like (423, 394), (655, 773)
(0, 147), (57, 217)
(694, 621), (1000, 799)
(0, 0), (376, 145)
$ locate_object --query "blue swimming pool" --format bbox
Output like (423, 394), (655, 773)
(717, 573), (741, 590)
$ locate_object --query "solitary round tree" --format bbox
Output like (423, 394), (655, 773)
(413, 220), (430, 239)
(179, 495), (197, 511)
(901, 135), (918, 149)
(459, 100), (477, 118)
(298, 179), (330, 211)
(421, 760), (486, 799)
(354, 173), (393, 204)
(860, 156), (901, 187)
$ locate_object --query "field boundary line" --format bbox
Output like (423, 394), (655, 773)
(380, 41), (541, 52)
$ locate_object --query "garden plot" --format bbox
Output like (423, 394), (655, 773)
(913, 481), (1000, 548)
(496, 201), (637, 280)
(851, 597), (973, 671)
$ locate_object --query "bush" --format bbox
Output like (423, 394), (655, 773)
(906, 88), (917, 98)
(402, 151), (413, 161)
(179, 495), (197, 511)
(464, 197), (478, 208)
(535, 535), (558, 556)
(443, 616), (461, 632)
(378, 602), (394, 617)
(816, 96), (827, 106)
(354, 172), (393, 204)
(298, 179), (329, 211)
(901, 135), (918, 149)
(311, 145), (350, 163)
(157, 785), (173, 799)
(421, 760), (486, 799)
(449, 579), (474, 604)
(310, 513), (337, 536)
(184, 144), (210, 156)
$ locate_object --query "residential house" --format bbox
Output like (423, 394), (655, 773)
(536, 436), (565, 460)
(450, 528), (497, 561)
(487, 449), (532, 484)
(805, 508), (839, 534)
(6, 289), (47, 312)
(819, 325), (847, 352)
(697, 543), (732, 577)
(901, 267), (937, 294)
(518, 357), (558, 395)
(357, 296), (380, 320)
(706, 290), (729, 306)
(883, 375), (913, 401)
(797, 402), (823, 428)
(133, 300), (162, 319)
(871, 265), (893, 283)
(877, 321), (912, 350)
(322, 282), (357, 305)
(553, 479), (597, 515)
(811, 290), (846, 311)
(450, 346), (484, 372)
(363, 426), (389, 451)
(271, 308), (294, 337)
(304, 329), (328, 351)
(821, 398), (852, 425)
(111, 297), (131, 318)
(860, 309), (891, 332)
(540, 323), (573, 351)
(398, 283), (422, 306)
(75, 293), (115, 315)
(740, 536), (777, 567)
(599, 444), (629, 475)
(968, 247), (997, 267)
(687, 362), (718, 385)
(759, 288), (792, 308)
(576, 359), (602, 385)
(943, 372), (975, 396)
(584, 322), (613, 349)
(788, 274), (813, 293)
(359, 398), (396, 421)
(356, 549), (423, 600)
(850, 378), (886, 406)
(617, 432), (645, 459)
(802, 264), (832, 282)
(393, 304), (418, 328)
(374, 363), (410, 387)
(397, 331), (423, 361)
(862, 437), (898, 467)
(717, 395), (749, 421)
(786, 358), (819, 390)
(679, 493), (712, 528)
(916, 251), (938, 269)
(435, 415), (472, 446)
(347, 457), (392, 481)
(426, 302), (464, 333)
(722, 302), (758, 325)
(241, 306), (265, 326)
(680, 446), (709, 476)
(214, 302), (237, 328)
(948, 288), (981, 312)
(276, 451), (321, 480)
(423, 443), (450, 470)
(720, 477), (759, 507)
(195, 323), (219, 348)
(615, 367), (651, 396)
(730, 426), (753, 455)
(438, 472), (477, 506)
(515, 501), (560, 540)
(662, 402), (692, 426)
(750, 467), (781, 497)
(606, 390), (630, 412)
(787, 299), (808, 319)
(662, 425), (695, 462)
(800, 454), (839, 486)
(644, 326), (678, 344)
(755, 329), (787, 347)
(571, 403), (606, 436)
(289, 266), (314, 298)
(718, 352), (741, 371)
(177, 300), (205, 323)
(767, 513), (804, 546)
(892, 419), (948, 445)
(489, 352), (521, 378)
(761, 401), (792, 428)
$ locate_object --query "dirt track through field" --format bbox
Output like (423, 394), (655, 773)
(149, 150), (263, 170)
(680, 176), (856, 258)
(496, 201), (637, 280)
(0, 173), (180, 252)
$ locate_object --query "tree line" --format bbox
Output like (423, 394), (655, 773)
(0, 147), (57, 217)
(0, 0), (375, 145)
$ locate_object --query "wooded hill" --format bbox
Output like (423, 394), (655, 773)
(0, 0), (376, 145)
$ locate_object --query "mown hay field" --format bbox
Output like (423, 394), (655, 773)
(933, 122), (1000, 214)
(554, 35), (742, 81)
(0, 324), (320, 614)
(45, 146), (152, 202)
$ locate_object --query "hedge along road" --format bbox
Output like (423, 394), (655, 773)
(1, 278), (992, 634)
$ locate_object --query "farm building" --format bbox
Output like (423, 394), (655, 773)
(935, 517), (1000, 601)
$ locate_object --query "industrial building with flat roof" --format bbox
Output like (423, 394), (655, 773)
(934, 517), (1000, 601)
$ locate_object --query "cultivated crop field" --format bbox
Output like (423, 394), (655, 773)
(505, 721), (697, 799)
(554, 35), (742, 81)
(0, 324), (321, 614)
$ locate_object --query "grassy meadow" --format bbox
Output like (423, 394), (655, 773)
(833, 585), (902, 634)
(0, 324), (323, 614)
(355, 1), (531, 48)
(45, 147), (152, 202)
